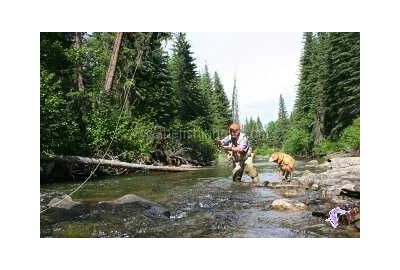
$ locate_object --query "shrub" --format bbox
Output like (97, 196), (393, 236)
(283, 127), (312, 156)
(254, 144), (275, 156)
(176, 121), (218, 163)
(313, 139), (339, 155)
(88, 98), (154, 161)
(337, 117), (360, 151)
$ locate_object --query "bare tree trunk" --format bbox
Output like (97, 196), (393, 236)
(74, 32), (85, 91)
(104, 32), (123, 93)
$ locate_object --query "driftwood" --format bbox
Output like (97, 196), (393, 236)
(41, 155), (201, 173)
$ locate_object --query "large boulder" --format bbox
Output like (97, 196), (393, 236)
(329, 157), (360, 169)
(298, 171), (328, 187)
(296, 157), (360, 204)
(298, 160), (359, 188)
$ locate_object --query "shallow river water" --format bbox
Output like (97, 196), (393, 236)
(40, 160), (359, 237)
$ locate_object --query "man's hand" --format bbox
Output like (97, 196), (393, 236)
(215, 137), (222, 146)
(231, 146), (244, 152)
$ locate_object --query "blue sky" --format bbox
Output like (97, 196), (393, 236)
(165, 32), (304, 126)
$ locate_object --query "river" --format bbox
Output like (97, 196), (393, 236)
(40, 159), (359, 237)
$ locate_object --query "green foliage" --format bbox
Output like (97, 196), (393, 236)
(182, 121), (218, 162)
(278, 94), (288, 121)
(40, 68), (81, 155)
(261, 95), (291, 152)
(254, 144), (275, 156)
(282, 126), (312, 156)
(337, 117), (360, 151)
(313, 139), (339, 155)
(197, 65), (215, 131)
(265, 121), (280, 149)
(294, 32), (314, 117)
(170, 33), (203, 124)
(243, 117), (266, 149)
(212, 72), (232, 129)
(40, 32), (231, 165)
(313, 118), (359, 154)
(289, 32), (360, 156)
(325, 33), (360, 137)
(40, 32), (74, 89)
(88, 96), (154, 161)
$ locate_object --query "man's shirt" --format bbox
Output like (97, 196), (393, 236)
(220, 132), (250, 153)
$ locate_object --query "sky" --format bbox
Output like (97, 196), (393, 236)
(166, 32), (304, 126)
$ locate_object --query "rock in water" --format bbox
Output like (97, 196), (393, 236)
(102, 194), (170, 219)
(311, 184), (319, 191)
(110, 194), (152, 205)
(270, 199), (307, 211)
(47, 195), (80, 209)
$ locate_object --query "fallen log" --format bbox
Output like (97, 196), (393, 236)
(41, 154), (202, 173)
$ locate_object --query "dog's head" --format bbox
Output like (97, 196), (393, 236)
(269, 152), (281, 163)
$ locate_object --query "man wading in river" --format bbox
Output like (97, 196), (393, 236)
(216, 123), (260, 184)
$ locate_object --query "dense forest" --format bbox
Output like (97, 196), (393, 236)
(41, 32), (359, 166)
(248, 32), (360, 157)
(41, 32), (231, 165)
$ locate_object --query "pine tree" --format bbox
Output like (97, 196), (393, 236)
(265, 121), (280, 149)
(170, 33), (203, 124)
(289, 31), (360, 155)
(256, 116), (263, 133)
(310, 32), (329, 145)
(278, 94), (288, 121)
(138, 33), (177, 127)
(325, 32), (360, 137)
(277, 94), (289, 145)
(198, 64), (215, 131)
(294, 32), (314, 119)
(212, 71), (232, 130)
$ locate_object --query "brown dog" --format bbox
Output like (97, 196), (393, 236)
(269, 152), (295, 180)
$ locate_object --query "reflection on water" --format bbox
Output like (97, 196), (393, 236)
(40, 160), (359, 238)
